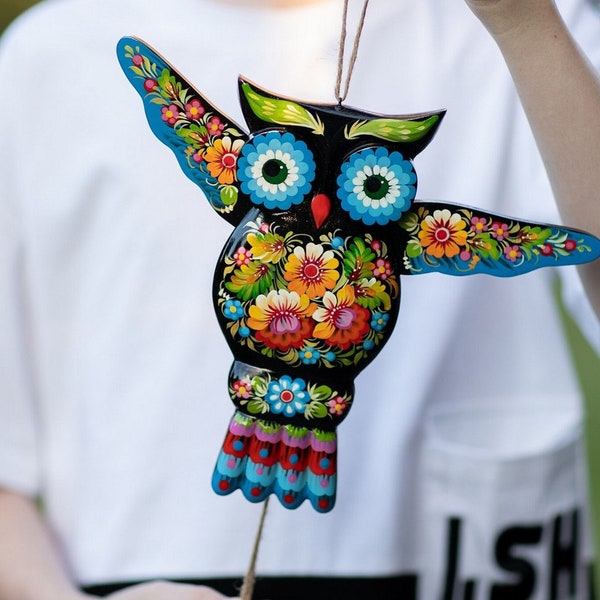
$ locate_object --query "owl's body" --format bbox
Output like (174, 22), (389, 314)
(117, 37), (600, 512)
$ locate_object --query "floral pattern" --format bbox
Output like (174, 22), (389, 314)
(337, 147), (416, 226)
(229, 367), (352, 424)
(400, 205), (597, 275)
(218, 216), (400, 375)
(121, 43), (245, 214)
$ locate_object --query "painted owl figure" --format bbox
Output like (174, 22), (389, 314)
(117, 37), (600, 513)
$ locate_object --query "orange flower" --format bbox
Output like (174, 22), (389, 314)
(312, 286), (370, 349)
(247, 290), (315, 351)
(204, 137), (244, 185)
(283, 243), (340, 298)
(418, 209), (468, 258)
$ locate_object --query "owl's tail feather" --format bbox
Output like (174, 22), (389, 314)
(212, 411), (337, 513)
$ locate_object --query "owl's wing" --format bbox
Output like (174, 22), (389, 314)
(117, 36), (250, 225)
(397, 200), (600, 276)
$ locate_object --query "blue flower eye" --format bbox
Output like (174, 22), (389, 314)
(336, 147), (416, 226)
(238, 131), (316, 210)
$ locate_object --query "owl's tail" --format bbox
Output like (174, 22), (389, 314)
(211, 411), (337, 513)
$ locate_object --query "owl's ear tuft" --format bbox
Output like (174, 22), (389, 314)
(345, 110), (446, 158)
(238, 77), (325, 135)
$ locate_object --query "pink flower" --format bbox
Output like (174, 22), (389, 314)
(161, 104), (179, 126)
(504, 244), (522, 262)
(207, 116), (225, 137)
(144, 79), (157, 92)
(327, 396), (348, 415)
(185, 99), (205, 120)
(373, 258), (392, 280)
(490, 221), (509, 240)
(233, 246), (252, 266)
(233, 379), (252, 399)
(470, 216), (488, 234)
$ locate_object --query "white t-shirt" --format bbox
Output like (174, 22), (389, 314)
(0, 0), (599, 597)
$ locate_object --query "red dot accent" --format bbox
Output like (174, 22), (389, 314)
(284, 494), (295, 504)
(251, 487), (262, 498)
(218, 480), (230, 491)
(318, 498), (329, 510)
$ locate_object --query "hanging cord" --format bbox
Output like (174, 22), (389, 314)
(334, 0), (371, 104)
(239, 497), (270, 600)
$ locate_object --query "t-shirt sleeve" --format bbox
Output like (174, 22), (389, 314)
(0, 26), (41, 497)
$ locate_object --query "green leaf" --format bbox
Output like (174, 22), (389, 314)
(306, 401), (328, 419)
(247, 399), (269, 415)
(251, 376), (268, 397)
(406, 240), (423, 258)
(311, 385), (333, 401)
(241, 82), (324, 135)
(345, 115), (440, 143)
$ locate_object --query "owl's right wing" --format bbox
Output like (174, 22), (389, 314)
(396, 200), (600, 277)
(117, 36), (251, 226)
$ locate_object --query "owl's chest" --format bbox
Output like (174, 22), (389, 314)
(213, 209), (402, 375)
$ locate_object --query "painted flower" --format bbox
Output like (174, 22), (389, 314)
(223, 299), (244, 320)
(370, 311), (389, 332)
(247, 230), (287, 263)
(247, 289), (314, 351)
(504, 245), (522, 262)
(144, 78), (158, 92)
(373, 258), (392, 280)
(418, 209), (468, 258)
(265, 376), (309, 417)
(327, 396), (348, 416)
(299, 346), (321, 365)
(161, 104), (179, 126)
(238, 131), (316, 210)
(206, 116), (225, 137)
(185, 99), (205, 120)
(337, 147), (416, 226)
(490, 221), (509, 240)
(312, 285), (370, 349)
(204, 137), (244, 185)
(283, 243), (340, 298)
(470, 216), (488, 234)
(233, 246), (252, 266)
(233, 379), (252, 399)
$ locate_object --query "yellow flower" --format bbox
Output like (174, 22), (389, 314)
(418, 209), (468, 258)
(283, 243), (340, 298)
(204, 137), (244, 185)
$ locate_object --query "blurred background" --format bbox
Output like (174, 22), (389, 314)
(1, 0), (598, 592)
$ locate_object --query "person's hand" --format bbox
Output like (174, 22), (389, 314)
(464, 0), (559, 38)
(102, 581), (239, 599)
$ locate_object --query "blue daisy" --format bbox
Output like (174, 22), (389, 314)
(223, 299), (244, 320)
(299, 346), (321, 365)
(336, 147), (416, 226)
(370, 311), (389, 332)
(238, 131), (316, 210)
(265, 375), (308, 417)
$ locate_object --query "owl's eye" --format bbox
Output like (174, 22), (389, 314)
(238, 131), (316, 210)
(337, 147), (416, 226)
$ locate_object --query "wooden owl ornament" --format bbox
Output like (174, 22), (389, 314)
(117, 37), (600, 513)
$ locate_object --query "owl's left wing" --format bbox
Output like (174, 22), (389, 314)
(117, 36), (250, 225)
(397, 201), (600, 276)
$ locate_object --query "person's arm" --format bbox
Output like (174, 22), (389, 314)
(466, 0), (600, 317)
(0, 489), (92, 600)
(0, 489), (237, 600)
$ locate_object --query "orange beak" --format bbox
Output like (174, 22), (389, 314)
(311, 193), (331, 229)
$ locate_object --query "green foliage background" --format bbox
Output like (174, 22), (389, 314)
(1, 0), (598, 589)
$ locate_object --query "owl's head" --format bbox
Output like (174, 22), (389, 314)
(237, 78), (445, 230)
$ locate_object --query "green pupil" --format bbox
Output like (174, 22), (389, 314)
(262, 159), (288, 185)
(363, 175), (389, 200)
